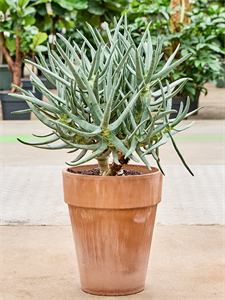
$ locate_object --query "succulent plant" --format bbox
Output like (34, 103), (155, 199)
(11, 15), (201, 176)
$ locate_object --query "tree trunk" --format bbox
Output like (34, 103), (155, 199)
(183, 0), (189, 25)
(170, 0), (189, 32)
(11, 61), (23, 92)
(170, 0), (181, 33)
(51, 16), (59, 50)
(0, 31), (24, 92)
(10, 34), (23, 92)
(0, 32), (14, 74)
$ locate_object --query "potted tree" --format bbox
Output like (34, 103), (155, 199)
(125, 0), (225, 116)
(166, 2), (225, 115)
(0, 0), (48, 120)
(11, 16), (201, 295)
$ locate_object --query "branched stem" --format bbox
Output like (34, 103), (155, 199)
(105, 151), (130, 176)
(97, 157), (109, 175)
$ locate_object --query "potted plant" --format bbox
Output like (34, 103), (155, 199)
(0, 0), (48, 120)
(11, 16), (201, 295)
(166, 2), (225, 114)
(125, 0), (225, 116)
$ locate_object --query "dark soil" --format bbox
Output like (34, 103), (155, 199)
(68, 168), (144, 176)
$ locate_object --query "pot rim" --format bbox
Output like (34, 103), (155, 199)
(63, 164), (161, 180)
(63, 164), (163, 208)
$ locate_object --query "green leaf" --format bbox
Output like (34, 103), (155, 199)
(51, 120), (102, 138)
(0, 0), (9, 13)
(168, 131), (194, 176)
(194, 60), (201, 68)
(29, 0), (49, 7)
(21, 101), (57, 130)
(18, 0), (29, 8)
(5, 0), (16, 9)
(22, 6), (35, 16)
(55, 41), (86, 90)
(88, 0), (105, 15)
(108, 88), (144, 131)
(151, 53), (192, 81)
(207, 44), (225, 54)
(54, 0), (88, 10)
(196, 43), (206, 51)
(135, 48), (144, 86)
(24, 15), (36, 27)
(106, 132), (139, 163)
(8, 93), (61, 115)
(33, 32), (48, 49)
(186, 86), (195, 95)
(24, 25), (38, 35)
(208, 63), (221, 72)
(125, 138), (138, 159)
(142, 133), (168, 156)
(57, 137), (100, 150)
(135, 145), (152, 171)
(70, 150), (87, 163)
(66, 139), (108, 166)
(56, 33), (81, 66)
(5, 38), (16, 53)
(18, 135), (59, 146)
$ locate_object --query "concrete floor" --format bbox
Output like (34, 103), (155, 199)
(1, 226), (224, 300)
(0, 82), (225, 300)
(1, 119), (225, 166)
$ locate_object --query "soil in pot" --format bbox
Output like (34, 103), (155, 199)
(68, 167), (144, 176)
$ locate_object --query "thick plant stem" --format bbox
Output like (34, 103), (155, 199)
(97, 157), (109, 175)
(11, 61), (23, 92)
(105, 151), (130, 176)
(0, 31), (23, 92)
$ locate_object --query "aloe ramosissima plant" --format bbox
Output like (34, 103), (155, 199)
(11, 16), (202, 176)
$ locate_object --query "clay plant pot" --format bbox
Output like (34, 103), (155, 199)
(62, 164), (163, 296)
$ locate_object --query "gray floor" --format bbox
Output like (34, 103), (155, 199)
(1, 225), (224, 300)
(1, 165), (224, 226)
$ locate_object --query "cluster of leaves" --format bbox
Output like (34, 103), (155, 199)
(63, 0), (129, 55)
(27, 0), (128, 61)
(28, 0), (83, 36)
(0, 0), (48, 56)
(76, 0), (128, 27)
(123, 0), (171, 45)
(124, 0), (225, 100)
(165, 3), (225, 99)
(11, 17), (200, 175)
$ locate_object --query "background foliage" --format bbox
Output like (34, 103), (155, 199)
(1, 0), (224, 100)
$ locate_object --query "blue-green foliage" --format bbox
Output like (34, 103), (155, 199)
(11, 15), (201, 175)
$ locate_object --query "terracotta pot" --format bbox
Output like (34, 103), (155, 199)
(62, 164), (163, 296)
